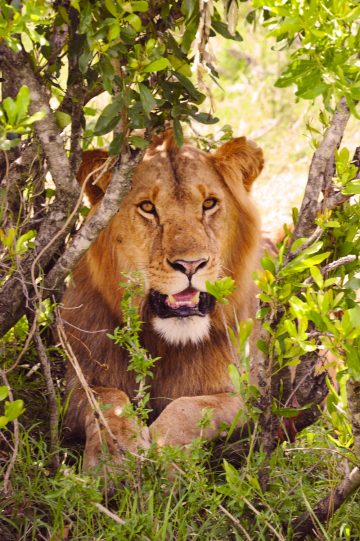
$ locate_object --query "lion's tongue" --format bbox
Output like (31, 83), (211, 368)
(166, 287), (200, 309)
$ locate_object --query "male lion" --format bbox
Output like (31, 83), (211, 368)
(62, 131), (264, 468)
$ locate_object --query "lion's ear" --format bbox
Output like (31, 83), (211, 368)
(77, 150), (113, 205)
(212, 137), (264, 192)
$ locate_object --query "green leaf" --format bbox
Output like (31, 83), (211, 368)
(4, 399), (25, 421)
(142, 58), (169, 73)
(205, 277), (235, 303)
(94, 95), (123, 136)
(289, 296), (308, 317)
(108, 23), (120, 41)
(228, 364), (241, 391)
(276, 406), (309, 418)
(0, 386), (9, 401)
(212, 20), (242, 41)
(125, 13), (142, 32)
(345, 277), (360, 290)
(21, 111), (45, 126)
(348, 305), (360, 328)
(181, 18), (198, 53)
(291, 237), (307, 252)
(104, 0), (118, 17)
(189, 111), (219, 124)
(281, 244), (331, 276)
(284, 319), (297, 337)
(131, 1), (149, 12)
(138, 83), (157, 117)
(58, 5), (70, 23)
(267, 17), (302, 39)
(347, 346), (360, 381)
(310, 266), (324, 288)
(3, 96), (17, 125)
(297, 82), (328, 100)
(108, 133), (124, 156)
(15, 229), (37, 254)
(342, 179), (360, 195)
(238, 319), (254, 346)
(0, 416), (9, 428)
(55, 111), (72, 129)
(261, 256), (276, 274)
(15, 86), (30, 123)
(94, 114), (120, 136)
(181, 0), (199, 20)
(173, 71), (204, 103)
(323, 221), (340, 228)
(21, 32), (34, 53)
(128, 136), (149, 149)
(172, 117), (184, 147)
(1, 227), (16, 248)
(256, 339), (268, 354)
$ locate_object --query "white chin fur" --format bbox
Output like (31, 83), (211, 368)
(152, 316), (210, 346)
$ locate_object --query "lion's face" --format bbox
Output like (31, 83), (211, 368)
(86, 133), (263, 346)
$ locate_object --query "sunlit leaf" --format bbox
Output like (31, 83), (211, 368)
(142, 58), (169, 73)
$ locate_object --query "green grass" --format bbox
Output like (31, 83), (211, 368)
(1, 365), (360, 541)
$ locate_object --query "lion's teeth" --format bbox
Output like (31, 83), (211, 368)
(192, 291), (200, 304)
(168, 294), (177, 307)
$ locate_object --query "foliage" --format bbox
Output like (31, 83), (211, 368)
(206, 276), (236, 303)
(0, 0), (240, 150)
(109, 273), (160, 422)
(253, 0), (360, 112)
(0, 385), (25, 429)
(0, 85), (45, 150)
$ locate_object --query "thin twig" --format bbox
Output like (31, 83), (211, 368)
(34, 329), (60, 469)
(4, 317), (37, 374)
(219, 504), (252, 541)
(56, 310), (110, 446)
(322, 255), (357, 275)
(93, 502), (126, 525)
(304, 255), (357, 284)
(285, 226), (322, 263)
(241, 495), (287, 541)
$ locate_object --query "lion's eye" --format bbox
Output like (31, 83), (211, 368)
(139, 201), (156, 214)
(203, 198), (218, 211)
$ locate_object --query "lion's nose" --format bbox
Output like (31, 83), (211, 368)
(167, 258), (208, 278)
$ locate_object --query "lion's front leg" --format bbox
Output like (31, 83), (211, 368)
(65, 386), (150, 469)
(149, 393), (243, 447)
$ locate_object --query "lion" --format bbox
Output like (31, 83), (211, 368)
(61, 131), (264, 468)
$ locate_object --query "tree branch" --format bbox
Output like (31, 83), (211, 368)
(0, 43), (78, 197)
(46, 150), (144, 293)
(292, 467), (360, 540)
(0, 150), (143, 339)
(291, 97), (350, 243)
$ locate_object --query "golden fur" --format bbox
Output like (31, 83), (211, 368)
(61, 132), (264, 466)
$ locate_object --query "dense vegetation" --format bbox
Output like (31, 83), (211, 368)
(0, 1), (359, 539)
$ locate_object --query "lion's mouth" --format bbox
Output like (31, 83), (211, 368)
(149, 287), (215, 318)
